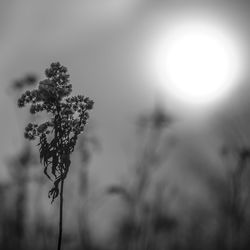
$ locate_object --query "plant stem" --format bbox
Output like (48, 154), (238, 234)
(57, 178), (64, 250)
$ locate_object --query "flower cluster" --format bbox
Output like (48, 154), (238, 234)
(24, 121), (53, 140)
(17, 62), (72, 108)
(17, 62), (94, 202)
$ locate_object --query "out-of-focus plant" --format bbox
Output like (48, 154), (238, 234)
(7, 144), (38, 248)
(4, 74), (38, 250)
(17, 62), (94, 250)
(77, 128), (100, 195)
(219, 145), (250, 250)
(12, 75), (37, 91)
(75, 127), (100, 250)
(107, 106), (175, 250)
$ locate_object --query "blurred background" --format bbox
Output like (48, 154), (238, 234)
(1, 0), (250, 249)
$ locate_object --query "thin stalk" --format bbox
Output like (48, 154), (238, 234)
(57, 178), (64, 250)
(57, 106), (63, 250)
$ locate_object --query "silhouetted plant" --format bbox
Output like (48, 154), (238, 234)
(17, 62), (94, 250)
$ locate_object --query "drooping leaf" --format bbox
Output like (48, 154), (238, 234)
(44, 165), (52, 181)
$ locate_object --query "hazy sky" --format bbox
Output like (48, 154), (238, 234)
(0, 0), (248, 177)
(0, 0), (248, 183)
(1, 0), (250, 243)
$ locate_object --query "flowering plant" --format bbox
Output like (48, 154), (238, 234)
(18, 62), (94, 249)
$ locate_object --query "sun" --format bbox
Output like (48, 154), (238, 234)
(147, 19), (243, 107)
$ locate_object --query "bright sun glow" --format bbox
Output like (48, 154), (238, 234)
(147, 19), (243, 107)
